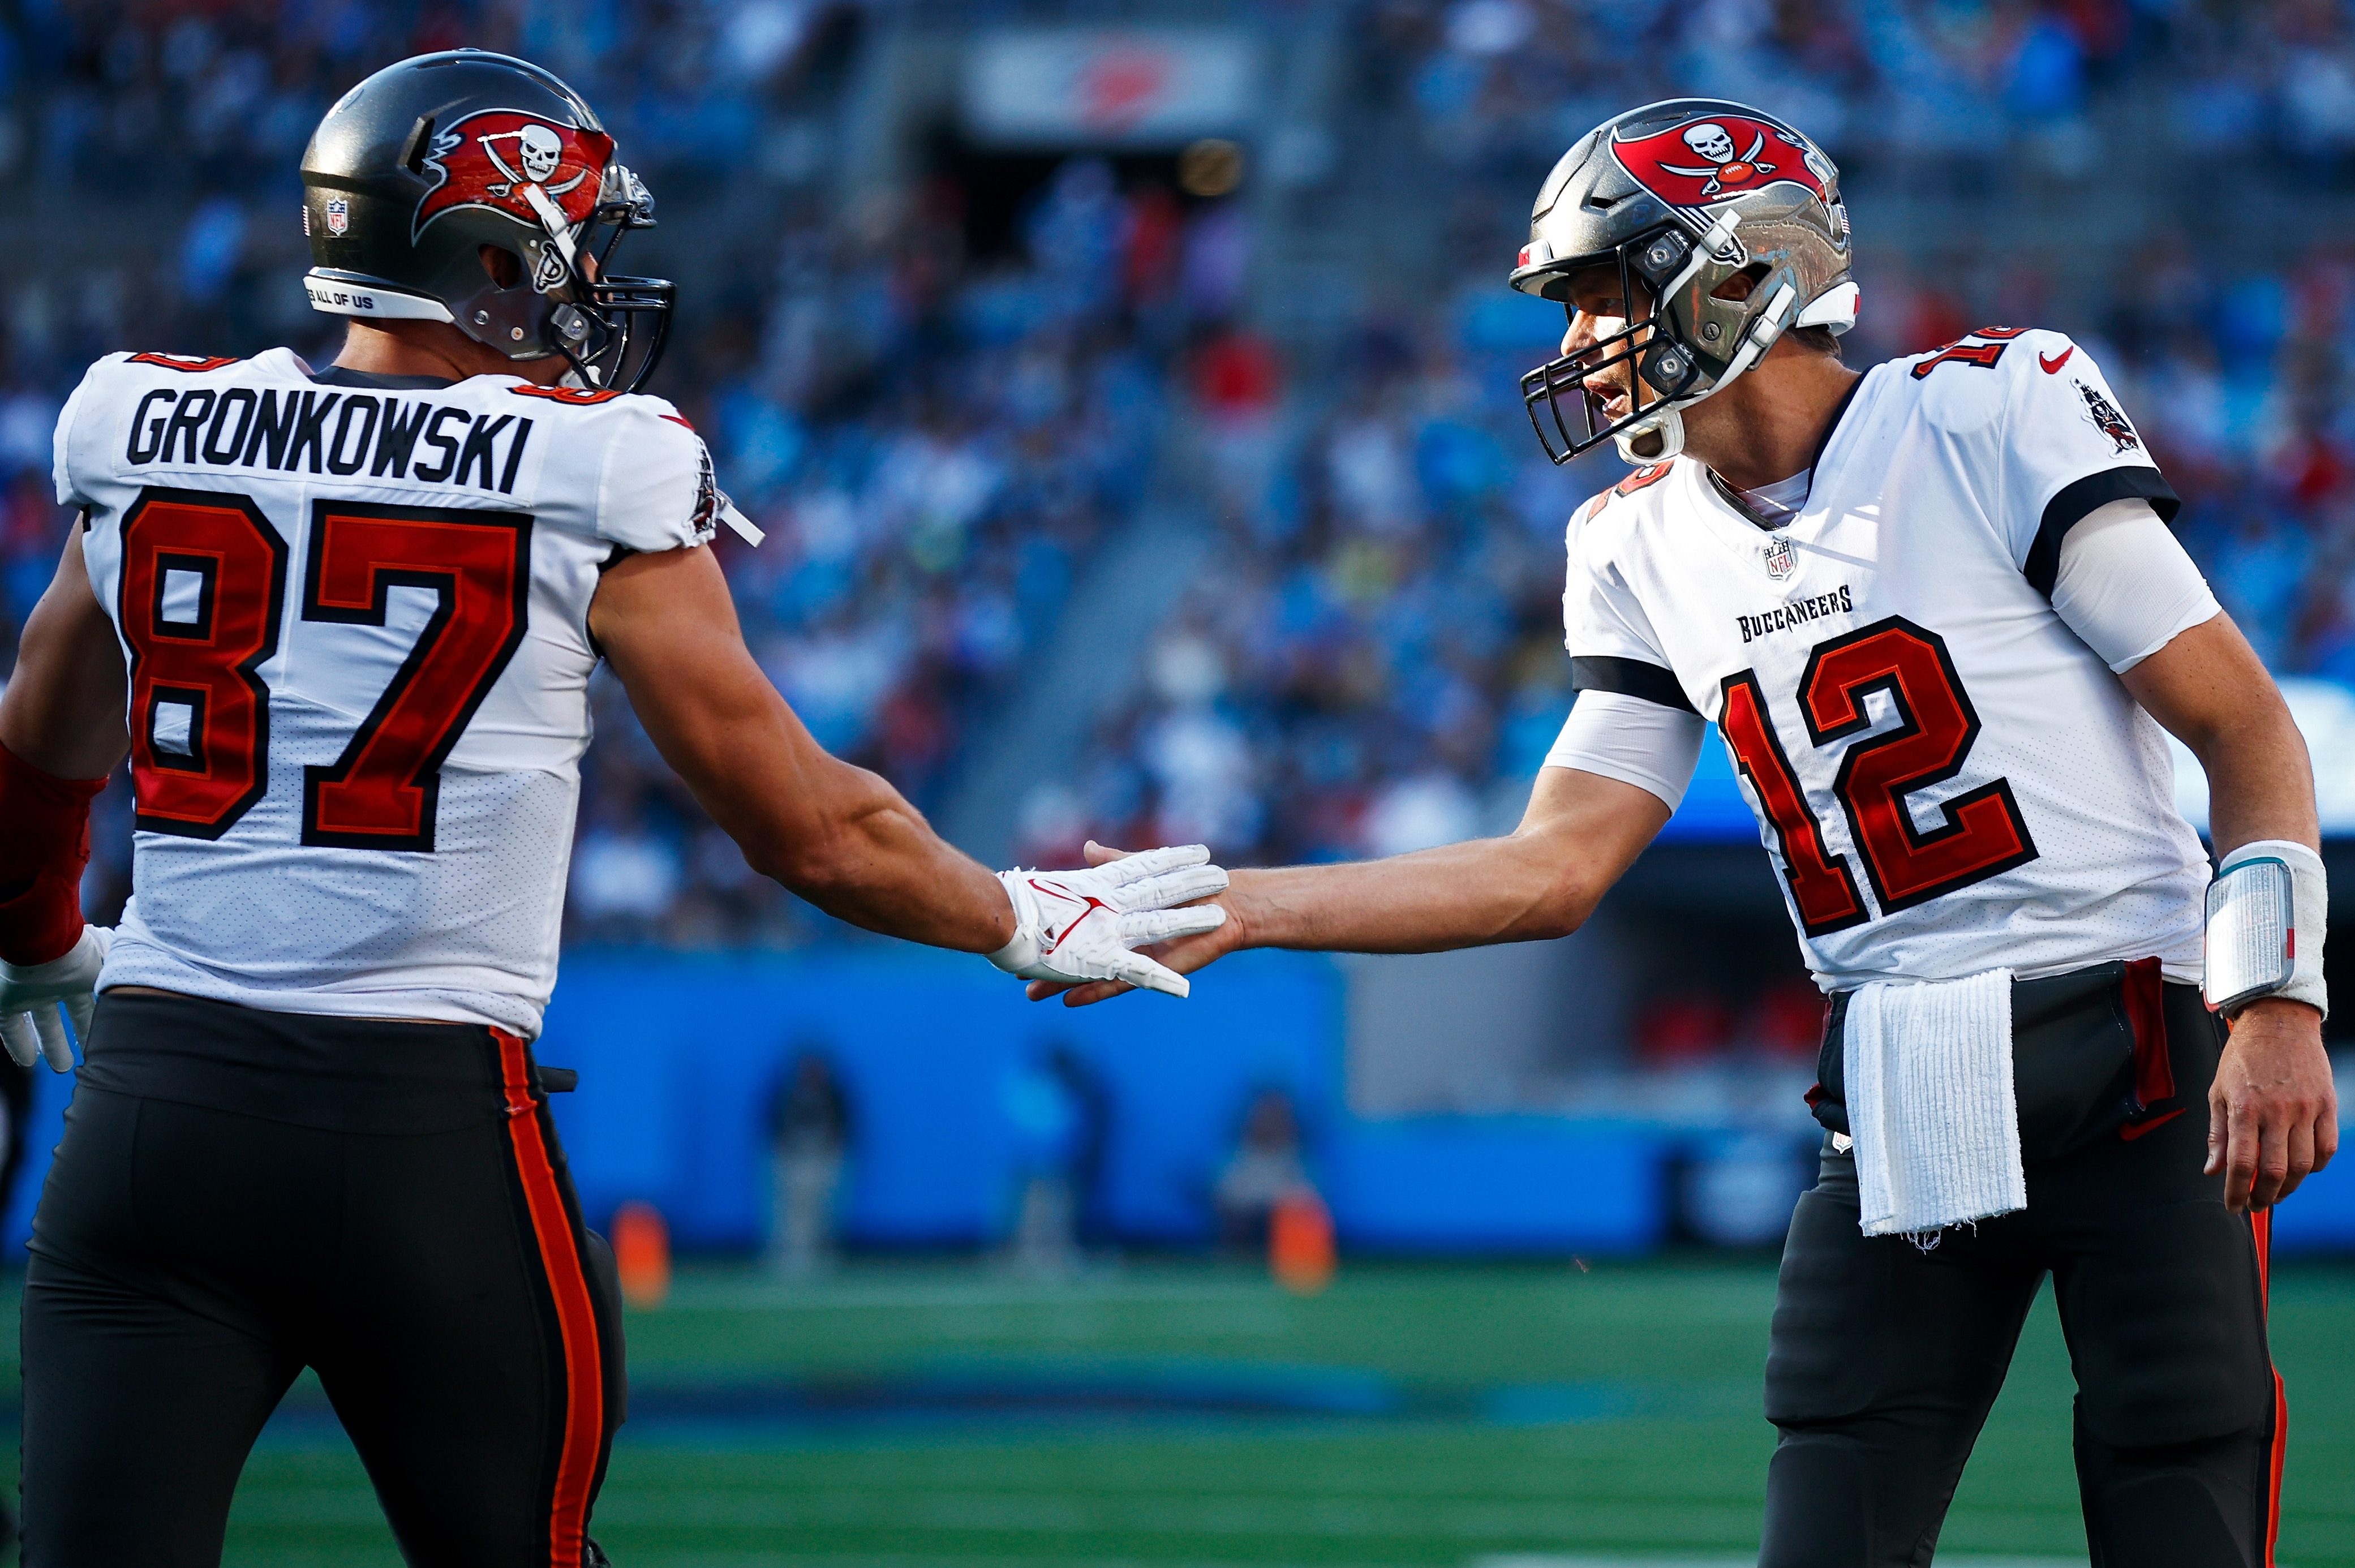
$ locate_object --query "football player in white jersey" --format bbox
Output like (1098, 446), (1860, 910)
(0, 51), (1224, 1568)
(1032, 100), (2336, 1566)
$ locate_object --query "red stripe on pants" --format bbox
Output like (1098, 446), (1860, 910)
(495, 1029), (603, 1568)
(2253, 1206), (2284, 1568)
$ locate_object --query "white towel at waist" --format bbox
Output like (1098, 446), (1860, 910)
(1843, 968), (2025, 1240)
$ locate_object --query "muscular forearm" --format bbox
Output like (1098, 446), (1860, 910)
(1224, 834), (1596, 953)
(2198, 727), (2319, 858)
(1225, 768), (1670, 955)
(743, 763), (1014, 952)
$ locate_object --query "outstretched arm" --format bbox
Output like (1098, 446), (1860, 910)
(2122, 610), (2336, 1211)
(589, 545), (1015, 953)
(1031, 763), (1671, 1006)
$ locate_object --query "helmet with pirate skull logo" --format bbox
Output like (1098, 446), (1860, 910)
(299, 49), (674, 392)
(1509, 98), (1857, 465)
(516, 122), (564, 182)
(1683, 122), (1737, 164)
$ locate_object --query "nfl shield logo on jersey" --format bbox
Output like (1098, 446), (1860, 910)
(324, 198), (350, 236)
(1761, 535), (1796, 580)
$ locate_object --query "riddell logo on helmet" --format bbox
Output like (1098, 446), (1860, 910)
(1610, 113), (1833, 212)
(412, 109), (615, 243)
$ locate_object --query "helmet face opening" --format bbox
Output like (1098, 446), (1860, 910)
(1518, 229), (1708, 465)
(1509, 98), (1854, 466)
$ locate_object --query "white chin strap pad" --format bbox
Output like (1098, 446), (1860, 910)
(1614, 407), (1684, 465)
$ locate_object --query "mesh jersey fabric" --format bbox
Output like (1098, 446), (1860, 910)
(55, 347), (719, 1035)
(1561, 330), (2207, 988)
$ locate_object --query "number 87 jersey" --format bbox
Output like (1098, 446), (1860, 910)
(1564, 329), (2213, 989)
(55, 347), (721, 1037)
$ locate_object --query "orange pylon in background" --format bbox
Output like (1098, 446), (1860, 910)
(613, 1200), (672, 1308)
(1269, 1191), (1336, 1295)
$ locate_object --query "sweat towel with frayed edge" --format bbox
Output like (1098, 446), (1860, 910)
(1843, 968), (2025, 1240)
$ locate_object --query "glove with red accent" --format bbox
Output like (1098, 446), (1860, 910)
(988, 845), (1228, 998)
(1, 923), (110, 1073)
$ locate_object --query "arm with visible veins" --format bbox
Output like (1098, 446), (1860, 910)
(587, 544), (1017, 954)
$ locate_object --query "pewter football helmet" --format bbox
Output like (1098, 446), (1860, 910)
(1509, 98), (1857, 465)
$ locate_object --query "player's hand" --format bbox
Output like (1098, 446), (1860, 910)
(0, 925), (111, 1073)
(989, 844), (1228, 999)
(2207, 997), (2339, 1211)
(1023, 842), (1247, 1008)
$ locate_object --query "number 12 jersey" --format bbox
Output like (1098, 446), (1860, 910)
(54, 348), (720, 1036)
(1563, 329), (2211, 989)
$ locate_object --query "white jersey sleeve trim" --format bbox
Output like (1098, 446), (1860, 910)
(1542, 689), (1706, 811)
(2049, 498), (2222, 673)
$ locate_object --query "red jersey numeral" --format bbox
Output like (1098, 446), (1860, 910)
(118, 489), (288, 838)
(1719, 617), (2038, 929)
(1799, 618), (2038, 911)
(299, 502), (534, 850)
(110, 487), (531, 851)
(1718, 671), (1868, 935)
(1908, 340), (2009, 379)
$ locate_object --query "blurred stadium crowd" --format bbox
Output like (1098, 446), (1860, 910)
(4, 0), (2355, 975)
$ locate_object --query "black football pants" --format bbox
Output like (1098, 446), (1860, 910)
(19, 992), (625, 1567)
(1761, 973), (2282, 1567)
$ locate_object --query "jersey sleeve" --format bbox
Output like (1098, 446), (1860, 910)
(50, 356), (121, 509)
(1543, 689), (1705, 810)
(1998, 333), (2178, 595)
(1562, 497), (1697, 715)
(593, 397), (721, 554)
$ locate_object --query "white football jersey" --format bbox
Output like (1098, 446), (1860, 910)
(1565, 329), (2210, 988)
(54, 347), (719, 1035)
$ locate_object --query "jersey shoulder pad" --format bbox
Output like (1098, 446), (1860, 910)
(548, 389), (715, 554)
(1900, 325), (2077, 435)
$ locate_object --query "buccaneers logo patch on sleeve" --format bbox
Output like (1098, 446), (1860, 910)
(412, 110), (614, 242)
(2075, 380), (2141, 453)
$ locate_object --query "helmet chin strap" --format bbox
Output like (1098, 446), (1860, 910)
(1611, 281), (1799, 468)
(1615, 407), (1683, 464)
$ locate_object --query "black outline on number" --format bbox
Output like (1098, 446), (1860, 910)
(1717, 668), (1869, 937)
(118, 487), (288, 839)
(1797, 615), (2038, 914)
(298, 500), (534, 852)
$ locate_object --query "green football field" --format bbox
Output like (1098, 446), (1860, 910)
(8, 1257), (2352, 1565)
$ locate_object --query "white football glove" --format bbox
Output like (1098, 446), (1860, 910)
(989, 845), (1229, 998)
(1, 924), (110, 1073)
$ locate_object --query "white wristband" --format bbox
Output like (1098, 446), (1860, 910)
(2207, 840), (2327, 1020)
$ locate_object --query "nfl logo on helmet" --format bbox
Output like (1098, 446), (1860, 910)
(324, 197), (350, 237)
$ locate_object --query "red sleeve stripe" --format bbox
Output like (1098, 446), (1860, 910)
(495, 1029), (606, 1567)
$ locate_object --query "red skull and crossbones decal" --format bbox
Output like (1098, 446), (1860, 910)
(1658, 121), (1776, 197)
(1607, 111), (1832, 213)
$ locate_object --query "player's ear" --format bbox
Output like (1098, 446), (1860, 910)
(478, 244), (523, 290)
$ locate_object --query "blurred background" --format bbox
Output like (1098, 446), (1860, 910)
(2, 1), (2354, 1563)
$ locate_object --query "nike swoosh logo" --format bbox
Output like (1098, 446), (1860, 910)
(2039, 346), (2074, 375)
(2120, 1106), (2186, 1141)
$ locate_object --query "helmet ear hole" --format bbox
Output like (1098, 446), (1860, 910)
(1711, 262), (1769, 303)
(479, 244), (524, 290)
